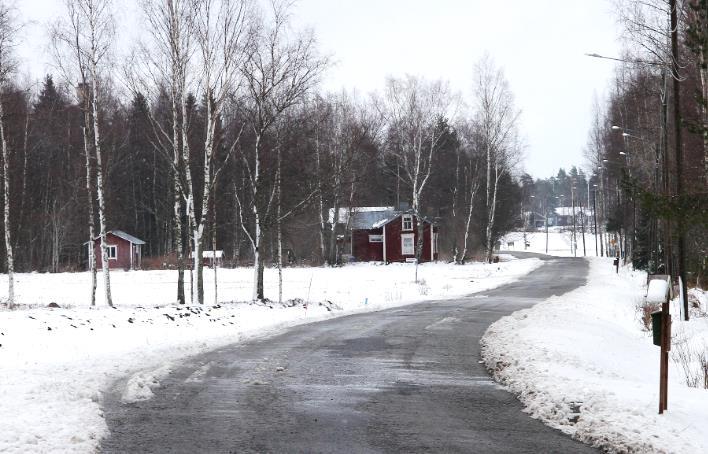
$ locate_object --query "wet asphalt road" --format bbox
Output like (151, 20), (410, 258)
(101, 255), (597, 453)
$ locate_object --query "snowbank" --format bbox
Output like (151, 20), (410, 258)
(0, 258), (541, 453)
(481, 258), (708, 453)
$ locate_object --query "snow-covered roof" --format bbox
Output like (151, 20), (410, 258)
(110, 230), (146, 245)
(328, 206), (434, 230)
(89, 230), (146, 245)
(371, 216), (398, 229)
(202, 250), (223, 259)
(554, 206), (593, 217)
(328, 207), (397, 229)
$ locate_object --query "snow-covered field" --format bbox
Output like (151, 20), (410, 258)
(482, 258), (708, 453)
(500, 228), (603, 257)
(0, 258), (541, 453)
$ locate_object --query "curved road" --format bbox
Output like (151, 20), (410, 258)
(101, 256), (596, 453)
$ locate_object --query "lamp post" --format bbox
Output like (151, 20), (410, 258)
(587, 47), (687, 321)
(593, 184), (599, 256)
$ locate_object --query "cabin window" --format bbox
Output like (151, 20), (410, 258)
(368, 234), (383, 243)
(107, 245), (117, 259)
(401, 233), (415, 255)
(402, 214), (413, 231)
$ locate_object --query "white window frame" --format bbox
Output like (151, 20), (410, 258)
(401, 233), (415, 255)
(106, 245), (117, 260)
(402, 214), (413, 231)
(368, 234), (383, 243)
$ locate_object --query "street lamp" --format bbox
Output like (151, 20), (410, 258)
(588, 51), (689, 321)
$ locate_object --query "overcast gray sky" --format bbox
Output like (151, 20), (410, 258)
(17, 0), (622, 180)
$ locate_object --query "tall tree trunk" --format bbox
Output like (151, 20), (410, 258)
(90, 59), (113, 307)
(276, 146), (283, 305)
(485, 162), (499, 263)
(252, 134), (264, 301)
(16, 104), (29, 266)
(460, 177), (479, 263)
(180, 93), (195, 304)
(82, 119), (97, 306)
(0, 98), (14, 305)
(212, 182), (218, 306)
(451, 145), (460, 262)
(232, 180), (241, 264)
(315, 130), (327, 263)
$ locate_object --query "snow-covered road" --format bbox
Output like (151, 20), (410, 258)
(0, 258), (541, 453)
(100, 256), (595, 453)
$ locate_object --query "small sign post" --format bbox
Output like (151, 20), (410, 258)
(647, 277), (671, 414)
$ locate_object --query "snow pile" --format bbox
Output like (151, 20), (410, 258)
(121, 364), (173, 403)
(0, 258), (541, 453)
(482, 258), (708, 453)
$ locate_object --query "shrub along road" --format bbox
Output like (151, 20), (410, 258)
(101, 254), (597, 453)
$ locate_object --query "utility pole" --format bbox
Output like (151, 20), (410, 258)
(545, 197), (549, 254)
(593, 186), (599, 257)
(580, 200), (586, 256)
(670, 0), (688, 321)
(571, 185), (577, 257)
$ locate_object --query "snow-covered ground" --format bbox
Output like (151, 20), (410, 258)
(482, 258), (708, 453)
(0, 258), (541, 453)
(499, 228), (603, 257)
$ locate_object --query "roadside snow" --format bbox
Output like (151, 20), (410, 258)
(0, 258), (540, 453)
(499, 229), (602, 257)
(482, 257), (708, 453)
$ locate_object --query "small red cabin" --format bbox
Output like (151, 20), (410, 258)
(332, 207), (438, 263)
(90, 230), (145, 270)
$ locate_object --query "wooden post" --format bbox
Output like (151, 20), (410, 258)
(659, 300), (671, 414)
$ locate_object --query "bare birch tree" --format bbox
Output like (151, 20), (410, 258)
(134, 0), (196, 305)
(454, 120), (482, 263)
(237, 0), (327, 301)
(0, 2), (17, 305)
(54, 1), (114, 304)
(380, 75), (454, 265)
(312, 93), (374, 265)
(472, 56), (522, 262)
(190, 0), (251, 305)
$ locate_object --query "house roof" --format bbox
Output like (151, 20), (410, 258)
(108, 230), (146, 245)
(329, 207), (397, 230)
(554, 206), (593, 217)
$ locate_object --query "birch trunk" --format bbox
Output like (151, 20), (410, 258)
(82, 118), (97, 306)
(90, 52), (112, 307)
(252, 134), (264, 301)
(315, 130), (327, 263)
(485, 162), (500, 263)
(451, 144), (460, 262)
(212, 185), (217, 305)
(0, 97), (14, 305)
(276, 147), (283, 304)
(460, 178), (479, 263)
(171, 70), (185, 304)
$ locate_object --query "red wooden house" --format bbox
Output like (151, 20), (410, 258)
(332, 207), (439, 263)
(90, 230), (145, 270)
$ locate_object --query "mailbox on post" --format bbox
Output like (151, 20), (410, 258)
(651, 311), (662, 346)
(646, 277), (671, 414)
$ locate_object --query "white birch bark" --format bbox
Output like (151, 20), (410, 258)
(240, 3), (327, 300)
(0, 4), (16, 304)
(0, 94), (13, 305)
